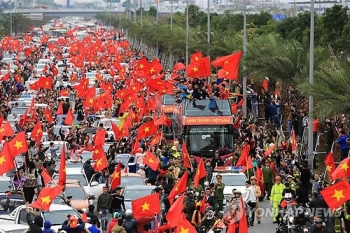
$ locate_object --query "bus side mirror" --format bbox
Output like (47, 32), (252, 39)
(177, 136), (183, 144)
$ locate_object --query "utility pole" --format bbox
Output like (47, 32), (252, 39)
(308, 0), (314, 169)
(185, 0), (189, 65)
(242, 0), (247, 118)
(207, 0), (210, 53)
(140, 0), (143, 26)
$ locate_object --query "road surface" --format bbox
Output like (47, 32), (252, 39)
(249, 200), (276, 233)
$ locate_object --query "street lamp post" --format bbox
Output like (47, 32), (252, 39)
(185, 0), (189, 65)
(207, 0), (210, 47)
(140, 0), (143, 26)
(308, 0), (314, 168)
(170, 1), (173, 30)
(242, 0), (247, 118)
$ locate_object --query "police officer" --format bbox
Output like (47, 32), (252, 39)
(214, 174), (225, 212)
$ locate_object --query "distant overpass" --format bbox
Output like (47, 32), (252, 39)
(3, 8), (126, 17)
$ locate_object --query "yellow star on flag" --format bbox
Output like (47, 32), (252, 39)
(192, 67), (199, 72)
(326, 165), (332, 172)
(150, 67), (155, 73)
(63, 167), (66, 173)
(195, 57), (199, 61)
(41, 195), (51, 205)
(0, 155), (6, 165)
(196, 170), (200, 175)
(96, 159), (102, 167)
(144, 127), (150, 132)
(224, 60), (229, 65)
(175, 186), (179, 191)
(114, 171), (120, 179)
(132, 86), (136, 90)
(89, 98), (94, 104)
(0, 128), (4, 133)
(120, 92), (125, 96)
(149, 158), (154, 163)
(37, 129), (42, 134)
(141, 201), (150, 211)
(14, 141), (23, 150)
(340, 162), (349, 171)
(139, 64), (144, 69)
(332, 189), (345, 202)
(45, 81), (49, 86)
(179, 227), (189, 233)
(94, 149), (99, 154)
(225, 71), (229, 75)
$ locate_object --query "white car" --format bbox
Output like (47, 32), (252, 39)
(211, 169), (248, 204)
(0, 204), (91, 232)
(52, 167), (103, 197)
(0, 224), (28, 233)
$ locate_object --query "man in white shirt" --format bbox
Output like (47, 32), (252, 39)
(244, 180), (257, 226)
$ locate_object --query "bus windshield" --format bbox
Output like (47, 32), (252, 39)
(183, 99), (231, 116)
(162, 95), (174, 105)
(184, 125), (233, 156)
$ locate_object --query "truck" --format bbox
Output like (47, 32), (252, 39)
(0, 204), (91, 233)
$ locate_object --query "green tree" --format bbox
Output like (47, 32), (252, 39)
(318, 5), (349, 52)
(298, 59), (350, 118)
(149, 6), (157, 17)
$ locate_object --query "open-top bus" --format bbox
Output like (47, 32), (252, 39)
(175, 99), (234, 157)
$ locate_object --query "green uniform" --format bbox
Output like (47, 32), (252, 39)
(289, 181), (296, 191)
(215, 182), (225, 212)
(262, 167), (274, 198)
(270, 183), (284, 221)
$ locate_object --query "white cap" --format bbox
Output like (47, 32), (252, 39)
(265, 77), (269, 80)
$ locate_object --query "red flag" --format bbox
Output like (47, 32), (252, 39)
(331, 157), (350, 180)
(320, 180), (350, 209)
(58, 144), (66, 186)
(193, 158), (206, 188)
(182, 143), (191, 169)
(166, 194), (184, 227)
(93, 129), (106, 147)
(0, 143), (15, 176)
(137, 121), (157, 140)
(236, 143), (249, 167)
(238, 195), (249, 233)
(325, 152), (335, 175)
(0, 122), (14, 140)
(168, 172), (188, 204)
(8, 132), (28, 158)
(131, 193), (160, 219)
(31, 121), (43, 145)
(64, 108), (75, 125)
(56, 102), (63, 115)
(31, 186), (64, 211)
(93, 153), (108, 172)
(176, 213), (197, 233)
(190, 51), (203, 63)
(144, 151), (159, 171)
(186, 57), (211, 78)
(110, 163), (121, 190)
(291, 129), (297, 151)
(150, 132), (162, 147)
(41, 166), (52, 185)
(44, 107), (54, 123)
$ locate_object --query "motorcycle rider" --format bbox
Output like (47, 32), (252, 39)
(276, 193), (297, 225)
(311, 218), (329, 233)
(123, 209), (137, 233)
(293, 206), (313, 228)
(200, 206), (216, 232)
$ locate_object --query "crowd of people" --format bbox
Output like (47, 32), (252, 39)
(1, 22), (350, 233)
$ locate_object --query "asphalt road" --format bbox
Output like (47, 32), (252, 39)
(249, 200), (276, 233)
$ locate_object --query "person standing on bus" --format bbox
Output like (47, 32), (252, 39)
(211, 150), (224, 169)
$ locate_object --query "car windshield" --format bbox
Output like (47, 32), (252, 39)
(124, 188), (153, 201)
(54, 174), (87, 186)
(43, 209), (79, 225)
(120, 177), (144, 187)
(220, 175), (246, 186)
(64, 187), (86, 200)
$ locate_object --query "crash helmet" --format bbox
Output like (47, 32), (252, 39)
(284, 193), (292, 203)
(125, 209), (133, 216)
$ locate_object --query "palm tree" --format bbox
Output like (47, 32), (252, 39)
(243, 33), (307, 84)
(298, 58), (350, 118)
